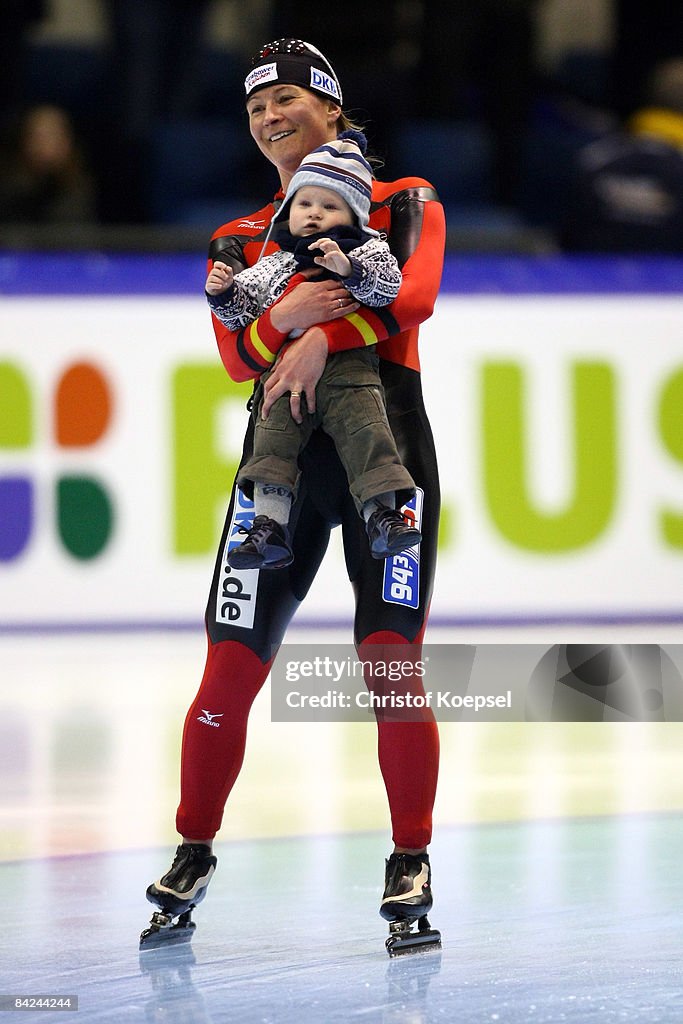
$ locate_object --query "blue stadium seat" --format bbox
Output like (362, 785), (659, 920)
(172, 199), (262, 229)
(554, 48), (611, 107)
(392, 119), (495, 204)
(148, 119), (259, 224)
(197, 48), (248, 118)
(441, 204), (524, 231)
(25, 43), (107, 121)
(519, 97), (610, 227)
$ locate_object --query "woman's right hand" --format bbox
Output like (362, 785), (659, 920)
(269, 268), (359, 334)
(261, 326), (329, 424)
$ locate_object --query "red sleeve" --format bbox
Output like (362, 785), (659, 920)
(207, 202), (292, 383)
(319, 180), (445, 367)
(211, 304), (288, 383)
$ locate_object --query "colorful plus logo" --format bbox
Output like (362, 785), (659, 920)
(0, 360), (114, 562)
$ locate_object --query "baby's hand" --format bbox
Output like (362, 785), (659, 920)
(206, 261), (234, 295)
(310, 237), (352, 278)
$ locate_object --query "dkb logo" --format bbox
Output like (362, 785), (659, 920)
(0, 360), (114, 561)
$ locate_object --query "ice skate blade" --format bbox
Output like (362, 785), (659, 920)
(139, 910), (196, 950)
(385, 916), (441, 957)
(386, 927), (441, 956)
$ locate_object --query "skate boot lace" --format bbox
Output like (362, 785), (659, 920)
(168, 843), (204, 877)
(236, 516), (279, 544)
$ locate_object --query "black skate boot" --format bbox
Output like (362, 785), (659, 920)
(139, 843), (217, 950)
(227, 515), (293, 569)
(380, 852), (441, 956)
(366, 508), (422, 559)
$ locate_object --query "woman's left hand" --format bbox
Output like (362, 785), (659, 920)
(261, 327), (328, 425)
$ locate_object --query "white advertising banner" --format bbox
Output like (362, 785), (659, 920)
(1, 263), (682, 628)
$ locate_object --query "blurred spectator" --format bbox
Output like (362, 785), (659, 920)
(0, 105), (97, 224)
(562, 58), (683, 253)
(0, 0), (47, 143)
(416, 0), (540, 206)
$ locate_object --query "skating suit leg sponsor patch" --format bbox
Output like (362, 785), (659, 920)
(382, 489), (423, 609)
(215, 488), (259, 629)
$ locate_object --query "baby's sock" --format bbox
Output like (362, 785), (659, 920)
(361, 491), (396, 522)
(254, 483), (293, 526)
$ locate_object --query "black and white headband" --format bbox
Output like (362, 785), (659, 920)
(245, 39), (343, 105)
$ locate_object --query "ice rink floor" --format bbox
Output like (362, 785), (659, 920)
(2, 628), (683, 1022)
(3, 815), (683, 1023)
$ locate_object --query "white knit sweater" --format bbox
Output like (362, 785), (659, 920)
(207, 235), (401, 332)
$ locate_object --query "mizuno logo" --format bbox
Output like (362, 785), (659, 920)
(237, 219), (266, 229)
(197, 710), (223, 728)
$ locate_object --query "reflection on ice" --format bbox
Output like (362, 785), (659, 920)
(139, 944), (443, 1024)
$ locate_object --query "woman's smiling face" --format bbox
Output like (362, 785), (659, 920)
(247, 84), (341, 187)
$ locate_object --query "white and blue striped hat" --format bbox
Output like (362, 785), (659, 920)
(274, 130), (377, 236)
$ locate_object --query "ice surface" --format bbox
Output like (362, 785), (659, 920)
(3, 816), (683, 1023)
(2, 630), (683, 1021)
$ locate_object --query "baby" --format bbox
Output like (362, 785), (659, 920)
(206, 130), (421, 569)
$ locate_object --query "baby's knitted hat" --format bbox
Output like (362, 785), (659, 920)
(274, 130), (377, 236)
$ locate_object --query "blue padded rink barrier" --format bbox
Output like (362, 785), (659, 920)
(2, 627), (683, 1023)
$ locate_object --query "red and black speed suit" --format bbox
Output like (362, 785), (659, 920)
(177, 177), (445, 850)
